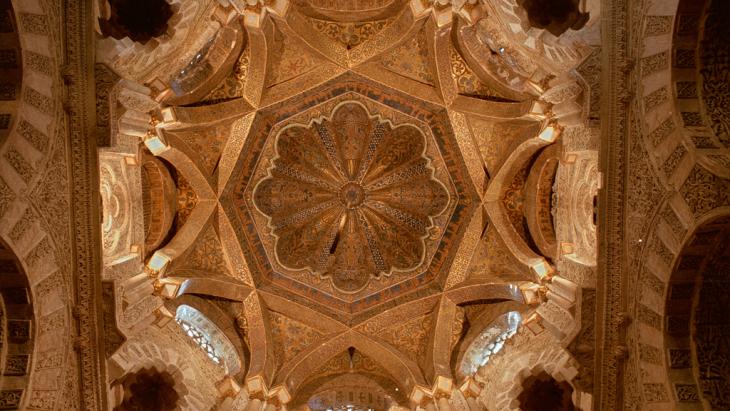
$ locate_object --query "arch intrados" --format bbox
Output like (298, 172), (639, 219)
(517, 369), (576, 411)
(0, 0), (23, 146)
(509, 363), (580, 411)
(662, 211), (730, 409)
(277, 330), (424, 397)
(291, 369), (406, 409)
(0, 237), (35, 408)
(452, 300), (529, 378)
(670, 0), (730, 178)
(110, 348), (193, 411)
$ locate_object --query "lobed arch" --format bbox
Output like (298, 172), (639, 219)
(112, 367), (182, 411)
(473, 326), (584, 410)
(275, 329), (426, 400)
(0, 0), (21, 146)
(95, 0), (223, 85)
(109, 338), (205, 411)
(516, 368), (577, 411)
(452, 301), (529, 380)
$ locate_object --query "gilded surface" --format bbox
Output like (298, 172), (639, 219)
(253, 101), (449, 292)
(229, 76), (479, 314)
(83, 0), (608, 407)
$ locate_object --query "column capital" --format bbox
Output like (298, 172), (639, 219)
(246, 375), (269, 400)
(267, 385), (291, 409)
(459, 377), (483, 399)
(409, 0), (483, 27)
(216, 375), (242, 398)
(432, 375), (454, 399)
(409, 385), (433, 408)
(244, 376), (290, 409)
(230, 0), (290, 29)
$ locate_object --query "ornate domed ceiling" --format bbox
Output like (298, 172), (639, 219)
(232, 84), (476, 315)
(94, 0), (601, 408)
(249, 99), (455, 296)
(6, 0), (730, 409)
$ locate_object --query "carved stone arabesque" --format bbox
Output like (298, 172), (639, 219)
(64, 0), (108, 408)
(83, 0), (604, 408)
(554, 149), (599, 267)
(699, 0), (730, 148)
(594, 0), (633, 408)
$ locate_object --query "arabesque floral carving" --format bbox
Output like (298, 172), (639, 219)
(253, 102), (449, 292)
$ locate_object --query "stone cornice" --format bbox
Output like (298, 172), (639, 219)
(64, 0), (108, 409)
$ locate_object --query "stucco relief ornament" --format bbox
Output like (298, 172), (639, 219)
(411, 0), (483, 27)
(229, 0), (289, 28)
(253, 102), (449, 293)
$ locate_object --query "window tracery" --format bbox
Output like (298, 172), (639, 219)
(460, 311), (522, 376)
(173, 304), (240, 371)
(175, 318), (222, 366)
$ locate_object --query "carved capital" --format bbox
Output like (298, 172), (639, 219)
(459, 377), (483, 399)
(432, 375), (454, 399)
(409, 385), (433, 408)
(216, 375), (242, 398)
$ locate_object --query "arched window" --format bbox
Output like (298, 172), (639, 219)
(174, 305), (240, 374)
(176, 317), (222, 365)
(460, 311), (522, 376)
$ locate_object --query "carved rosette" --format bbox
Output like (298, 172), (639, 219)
(253, 102), (449, 292)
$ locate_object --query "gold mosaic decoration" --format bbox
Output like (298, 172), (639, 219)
(379, 28), (435, 85)
(175, 224), (231, 278)
(449, 44), (510, 100)
(253, 101), (450, 293)
(307, 17), (391, 48)
(175, 174), (198, 229)
(203, 47), (250, 102)
(268, 22), (326, 86)
(270, 311), (324, 365)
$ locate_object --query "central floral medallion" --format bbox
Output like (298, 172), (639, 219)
(252, 101), (449, 293)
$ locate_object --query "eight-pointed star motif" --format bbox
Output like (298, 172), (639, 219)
(253, 101), (449, 292)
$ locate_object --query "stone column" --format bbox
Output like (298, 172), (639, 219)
(435, 396), (452, 411)
(265, 385), (291, 411)
(432, 376), (454, 411)
(217, 375), (242, 411)
(410, 385), (433, 411)
(244, 398), (263, 411)
(459, 377), (484, 411)
(421, 403), (438, 411)
(465, 396), (481, 411)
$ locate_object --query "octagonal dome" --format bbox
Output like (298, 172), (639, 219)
(224, 73), (480, 318)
